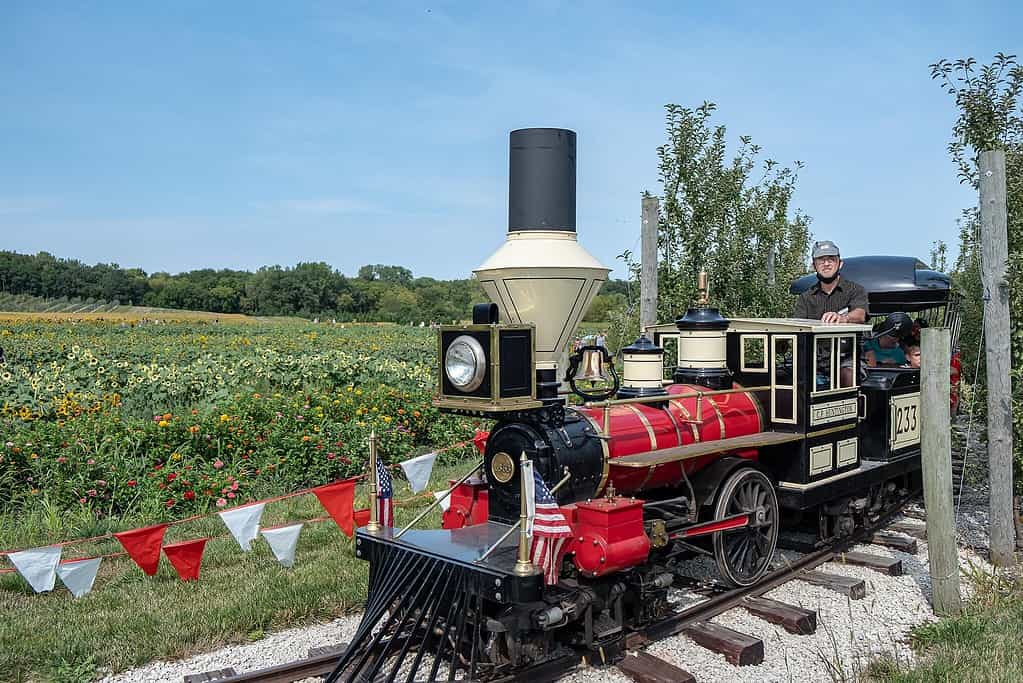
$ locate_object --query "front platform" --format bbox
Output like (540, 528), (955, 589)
(355, 522), (543, 604)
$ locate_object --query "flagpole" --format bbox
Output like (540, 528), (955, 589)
(513, 452), (536, 576)
(477, 467), (571, 563)
(366, 430), (381, 533)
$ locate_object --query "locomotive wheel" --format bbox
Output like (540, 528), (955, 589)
(712, 468), (779, 587)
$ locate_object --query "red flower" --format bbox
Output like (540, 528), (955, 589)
(126, 480), (137, 487)
(165, 499), (175, 508)
(183, 491), (195, 501)
(166, 473), (177, 482)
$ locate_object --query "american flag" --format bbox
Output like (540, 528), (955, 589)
(376, 458), (393, 527)
(528, 468), (573, 585)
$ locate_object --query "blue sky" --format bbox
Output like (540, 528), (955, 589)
(1, 1), (1017, 280)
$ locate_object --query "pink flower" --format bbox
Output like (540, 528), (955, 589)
(213, 459), (224, 470)
(79, 497), (86, 504)
(57, 457), (67, 464)
(87, 489), (97, 497)
(230, 481), (239, 491)
(227, 492), (236, 499)
(216, 497), (227, 507)
(87, 458), (96, 465)
(96, 480), (106, 487)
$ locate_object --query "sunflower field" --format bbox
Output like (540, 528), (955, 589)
(0, 320), (477, 522)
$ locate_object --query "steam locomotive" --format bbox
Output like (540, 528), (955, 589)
(331, 128), (956, 682)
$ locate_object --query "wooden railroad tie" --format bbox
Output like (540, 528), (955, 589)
(901, 508), (927, 521)
(799, 570), (867, 599)
(681, 621), (764, 666)
(871, 531), (919, 554)
(307, 643), (348, 659)
(887, 520), (929, 540)
(742, 596), (817, 634)
(617, 650), (697, 683)
(837, 551), (903, 576)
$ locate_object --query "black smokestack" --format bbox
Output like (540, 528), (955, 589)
(508, 128), (576, 233)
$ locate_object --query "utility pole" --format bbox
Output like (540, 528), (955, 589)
(921, 327), (962, 615)
(640, 196), (659, 332)
(980, 149), (1016, 566)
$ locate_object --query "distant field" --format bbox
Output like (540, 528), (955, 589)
(0, 292), (298, 323)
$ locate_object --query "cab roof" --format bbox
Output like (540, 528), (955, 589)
(789, 256), (952, 314)
(728, 318), (872, 334)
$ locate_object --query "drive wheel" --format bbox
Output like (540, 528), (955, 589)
(712, 467), (779, 586)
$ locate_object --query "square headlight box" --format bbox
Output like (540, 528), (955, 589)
(437, 324), (537, 407)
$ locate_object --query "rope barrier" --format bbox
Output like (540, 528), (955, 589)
(0, 439), (471, 558)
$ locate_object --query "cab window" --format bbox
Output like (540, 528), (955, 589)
(741, 334), (768, 372)
(771, 335), (796, 423)
(813, 334), (858, 394)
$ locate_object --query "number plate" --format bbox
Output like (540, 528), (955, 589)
(890, 392), (921, 450)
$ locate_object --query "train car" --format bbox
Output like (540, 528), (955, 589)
(329, 129), (950, 682)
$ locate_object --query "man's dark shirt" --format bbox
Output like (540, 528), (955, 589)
(792, 277), (868, 320)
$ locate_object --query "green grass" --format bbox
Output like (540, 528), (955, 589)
(0, 457), (476, 682)
(866, 566), (1023, 683)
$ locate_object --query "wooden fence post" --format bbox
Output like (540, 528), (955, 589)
(980, 149), (1016, 567)
(921, 327), (962, 616)
(640, 196), (659, 333)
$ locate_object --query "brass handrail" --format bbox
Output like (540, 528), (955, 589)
(584, 384), (773, 409)
(393, 459), (483, 539)
(475, 467), (572, 563)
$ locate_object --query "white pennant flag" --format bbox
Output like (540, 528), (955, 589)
(522, 459), (536, 537)
(57, 558), (102, 598)
(433, 490), (451, 512)
(400, 451), (438, 493)
(261, 524), (303, 568)
(219, 502), (265, 551)
(8, 545), (61, 593)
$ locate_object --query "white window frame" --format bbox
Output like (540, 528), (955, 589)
(655, 332), (679, 381)
(811, 334), (858, 397)
(740, 334), (769, 373)
(771, 334), (797, 424)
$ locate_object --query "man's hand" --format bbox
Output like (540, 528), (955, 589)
(821, 311), (845, 324)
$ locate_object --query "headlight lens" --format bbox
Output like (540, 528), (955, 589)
(445, 335), (486, 391)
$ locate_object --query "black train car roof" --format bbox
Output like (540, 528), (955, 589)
(789, 255), (952, 314)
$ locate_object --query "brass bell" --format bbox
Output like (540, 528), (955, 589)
(577, 348), (610, 383)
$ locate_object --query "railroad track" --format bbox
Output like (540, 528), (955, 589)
(185, 499), (927, 683)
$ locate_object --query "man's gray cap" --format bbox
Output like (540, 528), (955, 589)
(812, 240), (840, 258)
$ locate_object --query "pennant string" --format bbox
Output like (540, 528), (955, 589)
(0, 437), (470, 560)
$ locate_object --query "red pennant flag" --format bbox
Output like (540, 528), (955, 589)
(354, 508), (370, 527)
(163, 538), (208, 581)
(114, 523), (168, 576)
(313, 480), (356, 537)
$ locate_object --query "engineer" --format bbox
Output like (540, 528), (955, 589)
(792, 241), (868, 324)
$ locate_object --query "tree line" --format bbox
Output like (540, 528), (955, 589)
(0, 250), (631, 323)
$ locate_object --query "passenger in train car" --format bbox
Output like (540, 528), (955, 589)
(863, 329), (907, 367)
(902, 342), (921, 369)
(791, 240), (868, 323)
